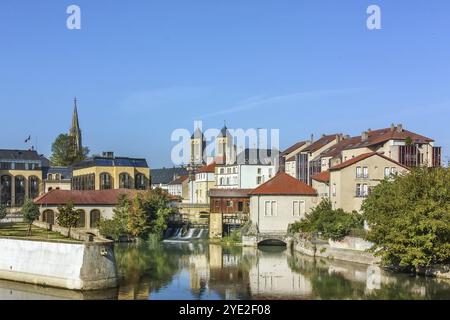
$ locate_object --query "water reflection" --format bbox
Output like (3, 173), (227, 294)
(1, 241), (450, 300)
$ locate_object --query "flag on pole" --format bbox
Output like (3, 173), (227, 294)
(24, 135), (31, 143)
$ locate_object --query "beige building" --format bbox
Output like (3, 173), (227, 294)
(34, 189), (141, 232)
(191, 162), (216, 204)
(281, 141), (310, 178)
(71, 152), (150, 191)
(0, 150), (43, 211)
(167, 175), (189, 199)
(249, 172), (318, 234)
(312, 152), (410, 213)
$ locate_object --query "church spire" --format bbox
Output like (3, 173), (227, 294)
(69, 97), (82, 154)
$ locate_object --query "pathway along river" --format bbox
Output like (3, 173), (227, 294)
(1, 240), (450, 300)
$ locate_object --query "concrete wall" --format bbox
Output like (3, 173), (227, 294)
(0, 237), (118, 290)
(250, 195), (317, 233)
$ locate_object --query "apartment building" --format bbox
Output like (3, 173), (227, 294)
(312, 152), (410, 212)
(215, 148), (278, 189)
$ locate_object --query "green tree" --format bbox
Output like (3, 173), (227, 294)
(22, 199), (40, 236)
(50, 133), (89, 166)
(362, 167), (450, 271)
(99, 194), (132, 241)
(0, 204), (7, 221)
(141, 189), (174, 237)
(127, 195), (148, 238)
(57, 202), (80, 238)
(290, 199), (364, 241)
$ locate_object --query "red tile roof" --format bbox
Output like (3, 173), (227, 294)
(197, 162), (216, 173)
(249, 172), (317, 196)
(343, 127), (434, 151)
(329, 152), (410, 171)
(302, 134), (339, 153)
(311, 171), (330, 183)
(282, 141), (308, 156)
(168, 175), (189, 185)
(34, 189), (142, 206)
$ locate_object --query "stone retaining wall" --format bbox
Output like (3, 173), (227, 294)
(0, 237), (118, 290)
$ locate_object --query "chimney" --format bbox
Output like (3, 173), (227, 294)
(102, 151), (114, 158)
(310, 134), (314, 143)
(390, 123), (395, 131)
(361, 131), (369, 141)
(336, 134), (341, 142)
(397, 124), (403, 133)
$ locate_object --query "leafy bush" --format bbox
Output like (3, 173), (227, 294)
(57, 201), (80, 238)
(99, 190), (175, 241)
(290, 199), (364, 241)
(362, 167), (450, 270)
(22, 199), (40, 236)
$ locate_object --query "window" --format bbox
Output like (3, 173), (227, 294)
(363, 167), (368, 179)
(257, 176), (262, 184)
(90, 210), (101, 229)
(28, 176), (39, 199)
(226, 177), (230, 185)
(226, 200), (233, 207)
(100, 173), (112, 190)
(391, 167), (397, 175)
(363, 184), (369, 197)
(119, 173), (131, 189)
(257, 168), (262, 174)
(356, 166), (362, 178)
(15, 176), (26, 207)
(76, 210), (85, 228)
(264, 201), (277, 216)
(292, 200), (306, 217)
(220, 168), (225, 174)
(135, 173), (147, 190)
(48, 174), (53, 181)
(0, 162), (11, 170)
(384, 167), (390, 178)
(356, 184), (362, 197)
(332, 184), (336, 196)
(55, 174), (60, 180)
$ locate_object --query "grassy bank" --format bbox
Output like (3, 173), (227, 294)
(0, 222), (81, 242)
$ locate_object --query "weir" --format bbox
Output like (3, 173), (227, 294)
(163, 227), (209, 242)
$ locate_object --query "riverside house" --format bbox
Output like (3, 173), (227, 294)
(249, 172), (318, 234)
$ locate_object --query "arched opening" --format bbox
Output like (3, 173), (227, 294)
(100, 173), (113, 190)
(28, 176), (39, 199)
(43, 209), (55, 225)
(90, 209), (101, 229)
(119, 173), (132, 189)
(76, 209), (86, 228)
(135, 173), (147, 190)
(0, 175), (12, 206)
(15, 176), (26, 207)
(257, 239), (287, 247)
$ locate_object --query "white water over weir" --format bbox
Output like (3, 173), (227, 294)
(163, 227), (208, 242)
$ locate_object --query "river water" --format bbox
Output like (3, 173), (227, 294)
(1, 240), (450, 300)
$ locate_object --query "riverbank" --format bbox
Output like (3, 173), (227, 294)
(292, 234), (450, 280)
(0, 222), (118, 290)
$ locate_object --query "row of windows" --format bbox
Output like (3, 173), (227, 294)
(42, 209), (101, 229)
(0, 162), (40, 170)
(47, 173), (65, 181)
(356, 184), (371, 198)
(0, 175), (39, 207)
(263, 200), (306, 217)
(355, 166), (369, 179)
(72, 173), (148, 190)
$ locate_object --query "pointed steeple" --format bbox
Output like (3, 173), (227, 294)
(69, 97), (82, 154)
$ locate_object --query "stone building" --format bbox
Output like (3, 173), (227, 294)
(71, 152), (150, 191)
(0, 149), (43, 211)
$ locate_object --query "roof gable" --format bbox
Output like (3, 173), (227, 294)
(249, 172), (317, 196)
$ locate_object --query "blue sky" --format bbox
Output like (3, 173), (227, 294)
(0, 0), (449, 167)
